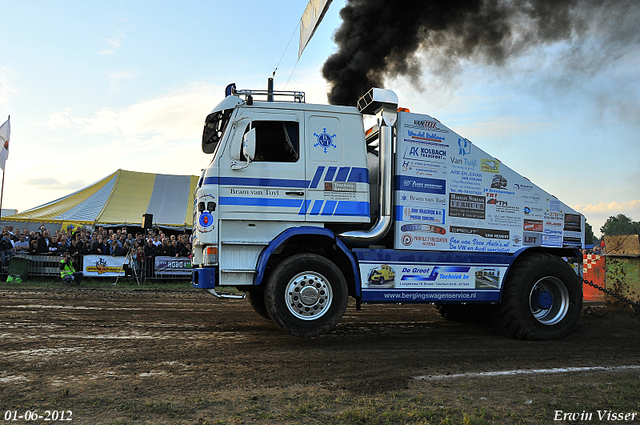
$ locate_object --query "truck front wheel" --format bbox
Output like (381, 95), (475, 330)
(265, 253), (348, 338)
(247, 289), (271, 320)
(494, 253), (582, 340)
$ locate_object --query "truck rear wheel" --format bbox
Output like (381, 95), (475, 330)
(247, 289), (271, 320)
(265, 253), (348, 338)
(494, 253), (582, 340)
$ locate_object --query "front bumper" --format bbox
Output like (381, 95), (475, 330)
(192, 267), (217, 289)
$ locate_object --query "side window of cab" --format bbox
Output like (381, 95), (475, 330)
(243, 121), (300, 162)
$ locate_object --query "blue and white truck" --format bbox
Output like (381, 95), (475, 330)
(191, 84), (584, 340)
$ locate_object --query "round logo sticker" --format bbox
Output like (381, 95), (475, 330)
(199, 212), (213, 228)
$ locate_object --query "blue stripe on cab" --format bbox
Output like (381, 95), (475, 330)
(333, 201), (370, 217)
(205, 176), (307, 189)
(324, 167), (337, 182)
(219, 197), (303, 208)
(321, 201), (337, 215)
(335, 167), (350, 182)
(310, 200), (323, 215)
(347, 167), (368, 183)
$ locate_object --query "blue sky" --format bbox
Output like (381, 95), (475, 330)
(1, 0), (639, 236)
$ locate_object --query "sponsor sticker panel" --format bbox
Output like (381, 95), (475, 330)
(394, 111), (583, 252)
(360, 262), (507, 290)
(359, 260), (506, 302)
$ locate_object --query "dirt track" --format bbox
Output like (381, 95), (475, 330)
(1, 287), (639, 424)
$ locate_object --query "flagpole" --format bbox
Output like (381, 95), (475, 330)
(0, 167), (5, 220)
(0, 115), (9, 221)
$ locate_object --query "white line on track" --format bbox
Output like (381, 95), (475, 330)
(413, 365), (640, 381)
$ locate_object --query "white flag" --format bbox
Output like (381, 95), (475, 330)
(0, 116), (9, 172)
(299, 0), (333, 58)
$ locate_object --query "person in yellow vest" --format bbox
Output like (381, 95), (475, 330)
(60, 251), (83, 285)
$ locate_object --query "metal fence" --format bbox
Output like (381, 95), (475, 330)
(6, 253), (191, 281)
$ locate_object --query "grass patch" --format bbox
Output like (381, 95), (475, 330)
(0, 276), (192, 290)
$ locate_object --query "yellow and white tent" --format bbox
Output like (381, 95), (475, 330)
(3, 169), (199, 230)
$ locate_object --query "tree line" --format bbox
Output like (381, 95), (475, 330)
(585, 214), (639, 244)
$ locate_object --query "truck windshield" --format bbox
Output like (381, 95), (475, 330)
(202, 109), (232, 154)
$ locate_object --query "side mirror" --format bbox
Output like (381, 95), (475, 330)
(242, 129), (256, 162)
(232, 129), (256, 170)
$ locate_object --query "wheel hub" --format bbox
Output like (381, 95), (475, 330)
(533, 290), (554, 310)
(529, 277), (570, 326)
(286, 272), (333, 321)
(299, 286), (320, 306)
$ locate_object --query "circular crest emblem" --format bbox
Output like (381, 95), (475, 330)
(199, 212), (213, 228)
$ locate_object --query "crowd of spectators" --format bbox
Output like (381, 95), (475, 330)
(581, 241), (606, 256)
(0, 224), (192, 269)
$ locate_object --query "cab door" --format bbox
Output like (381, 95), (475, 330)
(218, 110), (306, 221)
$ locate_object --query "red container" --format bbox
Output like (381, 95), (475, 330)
(583, 254), (605, 302)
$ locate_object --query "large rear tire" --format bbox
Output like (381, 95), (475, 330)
(494, 253), (582, 340)
(265, 253), (348, 338)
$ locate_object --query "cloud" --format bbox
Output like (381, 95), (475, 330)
(98, 38), (121, 55)
(0, 67), (17, 107)
(107, 69), (137, 91)
(46, 83), (224, 147)
(573, 199), (640, 215)
(573, 199), (640, 235)
(44, 108), (75, 129)
(25, 178), (86, 191)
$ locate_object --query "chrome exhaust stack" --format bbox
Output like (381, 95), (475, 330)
(339, 88), (398, 244)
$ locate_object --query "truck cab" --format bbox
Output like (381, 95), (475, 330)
(192, 84), (585, 341)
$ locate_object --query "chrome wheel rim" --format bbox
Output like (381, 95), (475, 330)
(529, 276), (570, 325)
(285, 271), (333, 321)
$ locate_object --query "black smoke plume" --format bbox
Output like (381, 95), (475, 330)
(322, 0), (640, 105)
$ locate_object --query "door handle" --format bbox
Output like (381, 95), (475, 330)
(285, 191), (304, 196)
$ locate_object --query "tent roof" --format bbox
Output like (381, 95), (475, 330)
(4, 169), (199, 229)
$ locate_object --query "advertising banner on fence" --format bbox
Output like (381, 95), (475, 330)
(155, 256), (192, 276)
(83, 255), (126, 277)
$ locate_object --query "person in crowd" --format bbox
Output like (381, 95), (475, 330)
(68, 238), (82, 269)
(156, 238), (174, 256)
(60, 251), (83, 285)
(173, 240), (189, 257)
(37, 231), (50, 253)
(118, 233), (126, 248)
(120, 241), (131, 258)
(110, 240), (122, 256)
(48, 236), (59, 255)
(58, 236), (69, 254)
(143, 238), (156, 277)
(135, 233), (144, 248)
(132, 246), (145, 275)
(81, 240), (92, 255)
(14, 234), (29, 254)
(91, 234), (108, 255)
(28, 239), (39, 255)
(0, 232), (14, 268)
(144, 238), (157, 258)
